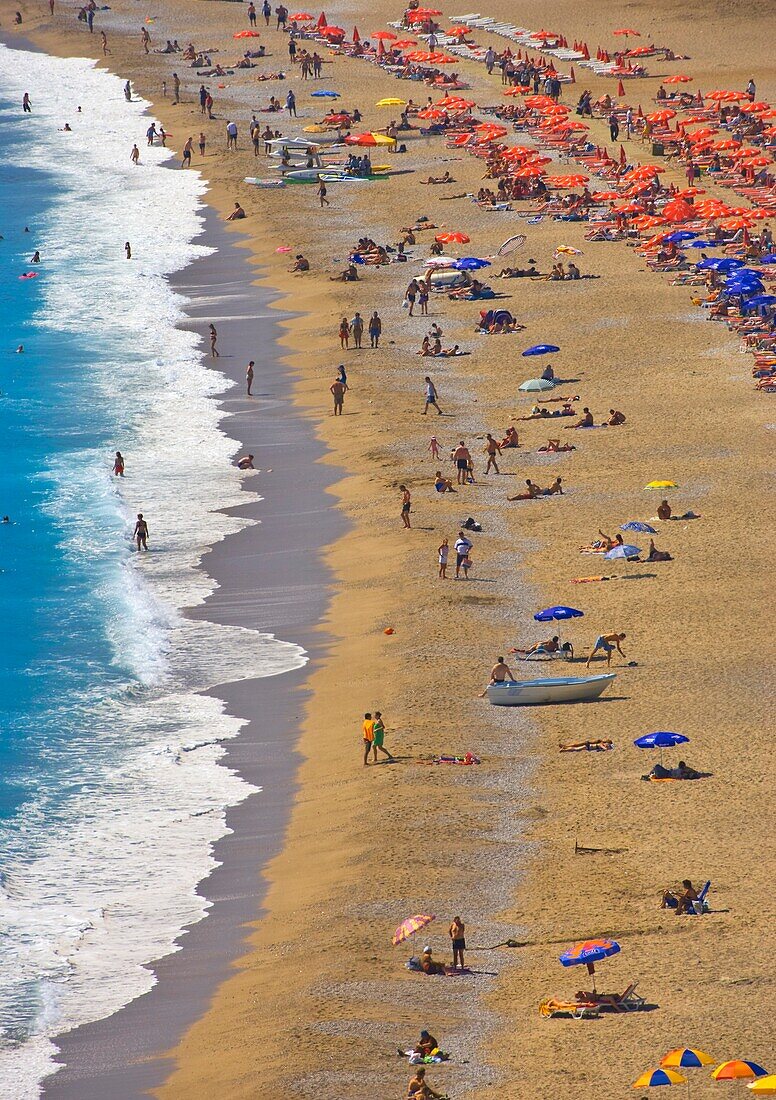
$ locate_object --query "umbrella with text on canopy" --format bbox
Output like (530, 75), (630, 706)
(311, 89), (341, 97)
(452, 257), (491, 270)
(633, 1068), (688, 1090)
(634, 731), (689, 767)
(748, 1076), (776, 1094)
(559, 938), (620, 990)
(713, 1062), (769, 1082)
(392, 913), (435, 946)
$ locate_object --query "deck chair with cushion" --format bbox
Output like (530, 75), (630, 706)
(575, 982), (646, 1012)
(539, 997), (600, 1020)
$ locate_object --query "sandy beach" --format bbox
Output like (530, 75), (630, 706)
(6, 0), (775, 1096)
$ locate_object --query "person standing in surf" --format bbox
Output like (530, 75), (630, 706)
(246, 360), (254, 396)
(133, 513), (149, 550)
(113, 451), (125, 477)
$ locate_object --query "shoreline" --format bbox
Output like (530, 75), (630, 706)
(37, 206), (343, 1095)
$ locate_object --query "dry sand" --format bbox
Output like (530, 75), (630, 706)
(10, 0), (775, 1095)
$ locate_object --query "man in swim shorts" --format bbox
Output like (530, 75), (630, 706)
(586, 632), (626, 667)
(453, 442), (471, 485)
(362, 712), (375, 766)
(489, 656), (516, 684)
(330, 378), (345, 415)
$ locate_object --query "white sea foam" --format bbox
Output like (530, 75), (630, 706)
(0, 45), (305, 1098)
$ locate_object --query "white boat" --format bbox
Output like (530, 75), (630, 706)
(487, 674), (615, 706)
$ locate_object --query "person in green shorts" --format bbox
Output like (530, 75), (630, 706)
(372, 710), (394, 763)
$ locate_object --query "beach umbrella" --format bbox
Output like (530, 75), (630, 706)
(392, 913), (435, 946)
(664, 74), (692, 83)
(613, 27), (640, 36)
(605, 544), (641, 561)
(634, 731), (689, 766)
(311, 89), (341, 97)
(621, 521), (656, 533)
(745, 295), (776, 307)
(376, 97), (406, 106)
(452, 257), (491, 270)
(662, 1049), (716, 1069)
(645, 480), (677, 489)
(371, 29), (396, 39)
(519, 378), (554, 392)
(646, 109), (677, 123)
(522, 344), (560, 356)
(534, 605), (583, 622)
(633, 1068), (688, 1089)
(290, 11), (313, 19)
(747, 1076), (776, 1093)
(435, 231), (470, 244)
(560, 938), (620, 988)
(713, 1062), (769, 1082)
(663, 230), (698, 243)
(497, 233), (527, 257)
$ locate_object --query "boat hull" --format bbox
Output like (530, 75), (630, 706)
(487, 674), (615, 706)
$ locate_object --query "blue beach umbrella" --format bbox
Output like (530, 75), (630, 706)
(560, 938), (620, 986)
(533, 605), (584, 621)
(453, 257), (491, 270)
(690, 240), (720, 249)
(759, 254), (776, 264)
(605, 543), (641, 560)
(311, 89), (341, 97)
(621, 521), (657, 534)
(745, 294), (776, 307)
(522, 343), (560, 356)
(634, 730), (689, 766)
(664, 230), (697, 243)
(715, 257), (745, 272)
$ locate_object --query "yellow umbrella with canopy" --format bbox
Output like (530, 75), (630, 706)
(748, 1076), (776, 1094)
(633, 1067), (687, 1088)
(645, 480), (677, 489)
(662, 1049), (715, 1069)
(376, 97), (407, 106)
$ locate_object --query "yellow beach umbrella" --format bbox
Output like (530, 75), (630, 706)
(748, 1076), (776, 1094)
(376, 97), (407, 106)
(633, 1067), (687, 1088)
(645, 480), (677, 489)
(370, 132), (397, 144)
(662, 1050), (716, 1069)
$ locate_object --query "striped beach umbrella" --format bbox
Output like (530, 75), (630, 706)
(392, 913), (435, 946)
(747, 1076), (776, 1093)
(713, 1061), (769, 1081)
(662, 1049), (716, 1069)
(633, 1068), (687, 1088)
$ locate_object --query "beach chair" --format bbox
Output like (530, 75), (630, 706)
(577, 982), (646, 1012)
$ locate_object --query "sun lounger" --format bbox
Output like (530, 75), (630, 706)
(540, 998), (600, 1019)
(574, 982), (646, 1012)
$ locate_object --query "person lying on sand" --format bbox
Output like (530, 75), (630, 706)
(644, 760), (703, 782)
(564, 406), (594, 429)
(646, 538), (672, 562)
(499, 264), (540, 278)
(543, 476), (564, 495)
(559, 739), (613, 752)
(538, 439), (575, 453)
(421, 172), (454, 184)
(516, 404), (575, 421)
(508, 479), (542, 501)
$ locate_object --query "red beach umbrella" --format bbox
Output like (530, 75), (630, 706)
(290, 11), (313, 20)
(663, 74), (692, 84)
(435, 231), (471, 243)
(646, 109), (677, 123)
(371, 29), (397, 39)
(613, 28), (640, 36)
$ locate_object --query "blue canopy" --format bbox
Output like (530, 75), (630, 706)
(716, 257), (745, 272)
(560, 939), (621, 968)
(760, 254), (776, 264)
(534, 605), (583, 622)
(745, 294), (776, 307)
(689, 240), (720, 249)
(522, 343), (560, 356)
(605, 544), (640, 559)
(663, 230), (697, 243)
(621, 521), (656, 534)
(453, 257), (491, 270)
(311, 89), (341, 97)
(634, 731), (689, 749)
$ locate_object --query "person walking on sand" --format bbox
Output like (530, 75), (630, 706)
(453, 441), (471, 486)
(405, 278), (419, 316)
(330, 377), (345, 415)
(438, 537), (449, 578)
(454, 531), (473, 580)
(130, 143), (140, 165)
(449, 916), (466, 969)
(262, 0), (271, 25)
(338, 317), (351, 350)
(172, 73), (181, 104)
(209, 323), (219, 358)
(428, 436), (440, 460)
(400, 485), (412, 529)
(141, 26), (151, 54)
(371, 711), (394, 762)
(113, 451), (125, 477)
(246, 360), (254, 396)
(368, 310), (382, 348)
(351, 312), (364, 349)
(484, 433), (501, 474)
(586, 631), (626, 667)
(199, 132), (206, 157)
(181, 136), (193, 167)
(226, 120), (238, 150)
(317, 177), (329, 207)
(133, 513), (149, 551)
(418, 281), (429, 316)
(286, 90), (297, 117)
(101, 31), (109, 54)
(423, 376), (442, 416)
(362, 712), (375, 765)
(248, 1), (257, 26)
